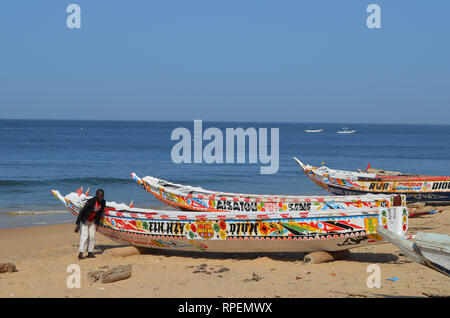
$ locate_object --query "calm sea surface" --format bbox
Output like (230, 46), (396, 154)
(0, 120), (449, 228)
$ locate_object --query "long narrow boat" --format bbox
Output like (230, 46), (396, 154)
(294, 157), (450, 203)
(305, 129), (323, 133)
(52, 190), (408, 253)
(131, 173), (406, 213)
(377, 226), (449, 276)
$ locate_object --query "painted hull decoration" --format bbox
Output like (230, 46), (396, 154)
(52, 190), (408, 253)
(377, 226), (449, 277)
(294, 157), (450, 203)
(131, 173), (406, 213)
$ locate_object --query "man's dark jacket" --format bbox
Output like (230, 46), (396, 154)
(75, 198), (105, 226)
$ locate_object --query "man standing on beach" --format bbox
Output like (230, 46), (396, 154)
(74, 189), (105, 260)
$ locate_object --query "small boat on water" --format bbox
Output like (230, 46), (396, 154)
(131, 173), (406, 212)
(51, 190), (408, 253)
(305, 129), (323, 133)
(294, 157), (450, 203)
(337, 127), (356, 134)
(377, 226), (449, 276)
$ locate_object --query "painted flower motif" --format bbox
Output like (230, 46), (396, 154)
(282, 204), (287, 211)
(219, 220), (226, 230)
(143, 221), (149, 230)
(189, 231), (195, 239)
(136, 220), (143, 229)
(185, 224), (191, 232)
(213, 223), (220, 233)
(191, 224), (197, 232)
(219, 230), (227, 240)
(259, 222), (270, 236)
(209, 200), (215, 208)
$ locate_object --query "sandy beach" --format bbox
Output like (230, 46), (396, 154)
(1, 207), (449, 298)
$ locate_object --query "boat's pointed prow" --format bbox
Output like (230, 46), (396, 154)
(131, 172), (142, 184)
(293, 157), (306, 170)
(50, 190), (66, 205)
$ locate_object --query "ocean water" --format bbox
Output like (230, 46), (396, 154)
(0, 119), (449, 229)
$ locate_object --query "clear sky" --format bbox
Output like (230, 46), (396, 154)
(0, 1), (449, 124)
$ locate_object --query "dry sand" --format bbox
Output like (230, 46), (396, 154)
(1, 207), (449, 298)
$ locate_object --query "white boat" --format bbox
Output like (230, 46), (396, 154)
(337, 127), (356, 134)
(305, 129), (323, 133)
(377, 226), (450, 276)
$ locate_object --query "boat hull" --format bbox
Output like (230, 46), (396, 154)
(294, 158), (450, 203)
(52, 190), (408, 253)
(131, 173), (406, 213)
(378, 227), (449, 276)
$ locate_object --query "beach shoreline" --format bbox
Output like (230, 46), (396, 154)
(1, 207), (449, 298)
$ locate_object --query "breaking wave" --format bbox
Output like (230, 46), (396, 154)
(1, 210), (68, 216)
(0, 177), (131, 187)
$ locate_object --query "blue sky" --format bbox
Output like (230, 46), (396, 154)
(0, 1), (449, 124)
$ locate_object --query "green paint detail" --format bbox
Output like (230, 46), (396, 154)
(280, 222), (310, 233)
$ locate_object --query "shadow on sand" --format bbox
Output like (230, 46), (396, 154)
(95, 244), (404, 264)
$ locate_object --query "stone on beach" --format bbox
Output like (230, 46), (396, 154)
(304, 250), (350, 264)
(0, 263), (16, 273)
(102, 246), (142, 257)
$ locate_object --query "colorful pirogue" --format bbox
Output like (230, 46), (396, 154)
(294, 157), (450, 203)
(131, 173), (406, 213)
(51, 190), (408, 253)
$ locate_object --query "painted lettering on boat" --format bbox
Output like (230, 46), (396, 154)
(367, 182), (448, 192)
(216, 200), (258, 212)
(228, 222), (259, 236)
(146, 221), (184, 235)
(369, 183), (390, 191)
(287, 202), (311, 211)
(432, 182), (449, 190)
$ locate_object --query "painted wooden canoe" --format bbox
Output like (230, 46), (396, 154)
(131, 173), (406, 213)
(52, 190), (408, 253)
(377, 226), (449, 277)
(294, 157), (450, 203)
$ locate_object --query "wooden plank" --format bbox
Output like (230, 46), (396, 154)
(100, 264), (132, 283)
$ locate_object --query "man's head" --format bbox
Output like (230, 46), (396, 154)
(95, 189), (104, 202)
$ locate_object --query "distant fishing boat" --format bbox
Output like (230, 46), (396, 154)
(305, 129), (323, 133)
(293, 157), (450, 203)
(337, 127), (356, 134)
(51, 189), (408, 253)
(377, 226), (449, 277)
